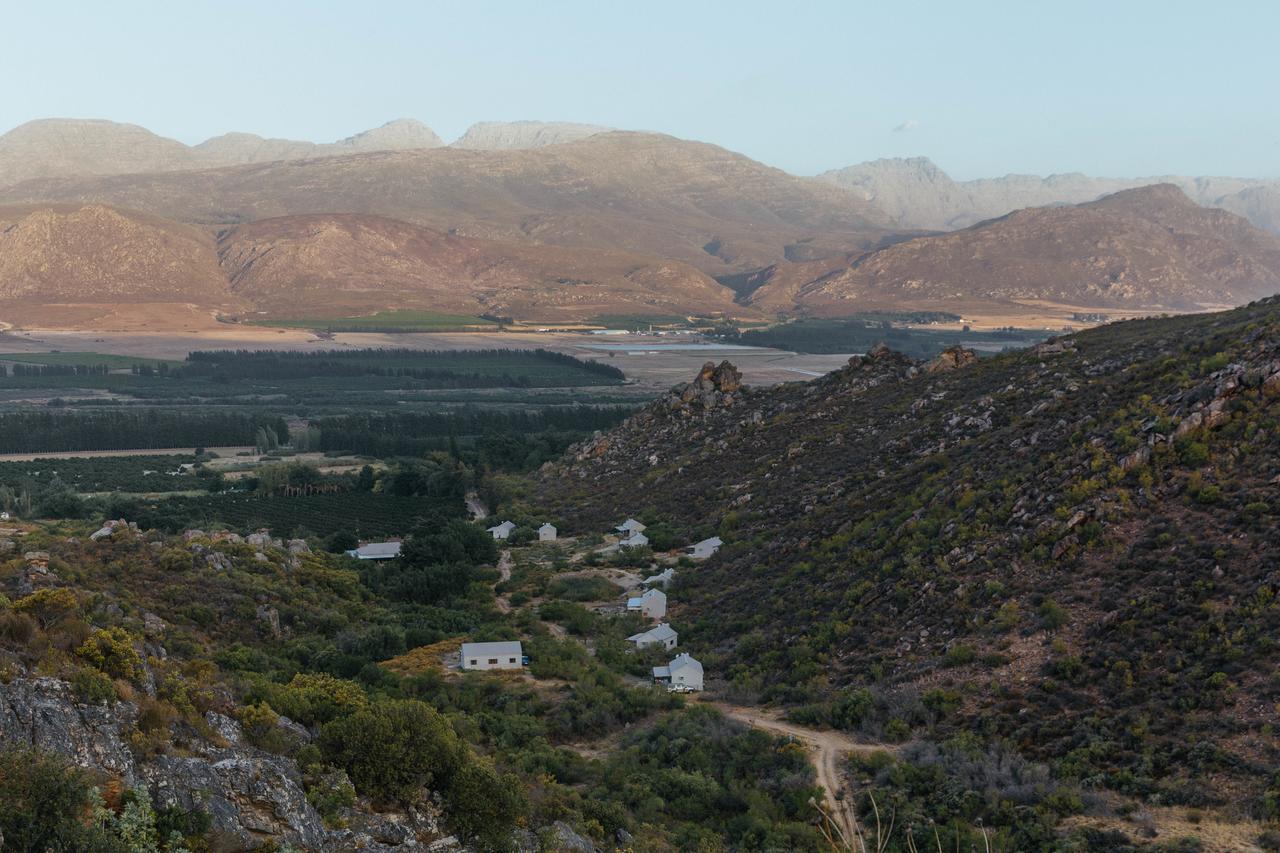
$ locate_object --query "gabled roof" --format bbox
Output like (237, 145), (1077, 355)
(628, 623), (678, 644)
(692, 536), (723, 549)
(668, 652), (702, 677)
(346, 541), (402, 559)
(461, 640), (523, 657)
(538, 522), (556, 531)
(616, 518), (646, 532)
(487, 520), (516, 532)
(641, 588), (665, 600)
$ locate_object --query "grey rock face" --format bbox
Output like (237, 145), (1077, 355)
(452, 121), (611, 150)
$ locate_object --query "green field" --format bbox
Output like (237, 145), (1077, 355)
(249, 310), (499, 332)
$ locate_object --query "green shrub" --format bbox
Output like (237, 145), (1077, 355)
(76, 627), (143, 682)
(319, 700), (463, 804)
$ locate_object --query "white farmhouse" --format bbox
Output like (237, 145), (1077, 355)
(626, 587), (667, 620)
(460, 641), (524, 671)
(627, 622), (678, 650)
(538, 523), (557, 541)
(487, 521), (516, 540)
(619, 531), (649, 548)
(686, 536), (723, 559)
(345, 541), (402, 560)
(615, 518), (647, 535)
(652, 652), (704, 692)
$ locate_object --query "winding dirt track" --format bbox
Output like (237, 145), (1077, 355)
(710, 702), (894, 848)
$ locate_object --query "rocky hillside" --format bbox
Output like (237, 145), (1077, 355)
(538, 298), (1280, 814)
(0, 132), (895, 273)
(818, 155), (1280, 234)
(217, 213), (740, 319)
(0, 118), (445, 187)
(0, 203), (240, 310)
(451, 121), (611, 150)
(745, 185), (1280, 314)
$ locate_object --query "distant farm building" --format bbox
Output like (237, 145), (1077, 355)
(487, 521), (517, 540)
(460, 640), (524, 671)
(643, 567), (677, 588)
(626, 588), (667, 620)
(538, 523), (557, 541)
(345, 541), (402, 560)
(615, 518), (647, 535)
(686, 536), (723, 559)
(653, 652), (704, 692)
(619, 531), (649, 549)
(627, 622), (678, 650)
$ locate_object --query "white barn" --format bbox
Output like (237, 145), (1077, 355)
(686, 536), (723, 559)
(460, 641), (524, 671)
(487, 521), (516, 540)
(626, 587), (667, 620)
(615, 518), (647, 535)
(653, 652), (704, 692)
(619, 531), (649, 548)
(538, 523), (557, 541)
(345, 541), (402, 560)
(627, 622), (678, 650)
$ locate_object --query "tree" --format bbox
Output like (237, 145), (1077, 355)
(318, 700), (463, 804)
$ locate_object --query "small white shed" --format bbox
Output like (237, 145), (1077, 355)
(487, 521), (516, 540)
(460, 640), (524, 671)
(686, 536), (723, 559)
(538, 523), (557, 541)
(627, 622), (678, 650)
(620, 531), (649, 548)
(626, 587), (667, 620)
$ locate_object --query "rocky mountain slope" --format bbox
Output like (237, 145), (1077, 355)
(0, 132), (895, 273)
(743, 185), (1280, 314)
(217, 213), (740, 319)
(451, 120), (611, 150)
(0, 118), (444, 187)
(0, 203), (240, 310)
(0, 202), (742, 326)
(819, 155), (1280, 234)
(538, 298), (1280, 813)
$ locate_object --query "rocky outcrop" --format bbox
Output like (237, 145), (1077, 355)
(0, 677), (460, 850)
(666, 360), (743, 413)
(451, 121), (611, 150)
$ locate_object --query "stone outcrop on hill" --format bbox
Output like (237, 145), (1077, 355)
(451, 121), (611, 150)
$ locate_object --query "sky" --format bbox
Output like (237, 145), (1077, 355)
(2, 0), (1277, 180)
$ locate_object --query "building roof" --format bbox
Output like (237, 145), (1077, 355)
(461, 640), (523, 658)
(626, 596), (644, 609)
(346, 541), (402, 559)
(620, 532), (649, 546)
(538, 522), (556, 531)
(616, 518), (646, 532)
(642, 588), (665, 600)
(628, 623), (677, 644)
(643, 568), (677, 585)
(692, 536), (723, 549)
(487, 521), (516, 533)
(668, 652), (702, 677)
(652, 665), (671, 679)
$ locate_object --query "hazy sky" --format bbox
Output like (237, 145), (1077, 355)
(3, 0), (1276, 179)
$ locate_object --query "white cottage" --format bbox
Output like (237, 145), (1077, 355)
(538, 523), (557, 541)
(460, 641), (524, 671)
(619, 531), (649, 549)
(643, 567), (677, 588)
(487, 521), (516, 540)
(652, 652), (703, 692)
(615, 518), (647, 535)
(686, 536), (723, 559)
(626, 587), (667, 620)
(627, 622), (678, 650)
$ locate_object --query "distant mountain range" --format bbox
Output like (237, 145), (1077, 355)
(0, 116), (1278, 329)
(818, 156), (1280, 235)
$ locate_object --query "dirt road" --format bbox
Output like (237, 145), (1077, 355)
(494, 550), (513, 613)
(710, 702), (893, 847)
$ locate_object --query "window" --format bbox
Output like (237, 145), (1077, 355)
(508, 658), (516, 663)
(488, 658), (498, 665)
(469, 659), (477, 666)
